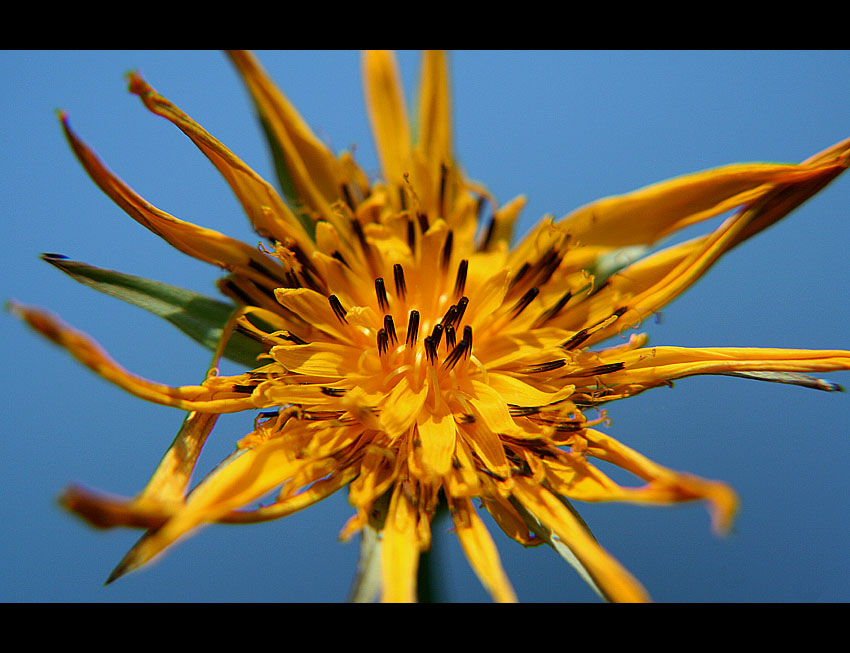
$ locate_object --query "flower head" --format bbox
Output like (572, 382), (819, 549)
(13, 50), (850, 602)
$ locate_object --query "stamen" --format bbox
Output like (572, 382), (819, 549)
(424, 335), (438, 364)
(444, 323), (456, 350)
(341, 183), (356, 210)
(351, 218), (370, 256)
(406, 310), (420, 346)
(443, 336), (468, 371)
(406, 217), (416, 251)
(454, 259), (468, 298)
(232, 384), (256, 394)
(375, 278), (389, 313)
(511, 287), (539, 318)
(442, 304), (459, 328)
(328, 295), (348, 324)
(455, 296), (469, 327)
(561, 327), (590, 351)
(583, 362), (626, 376)
(280, 330), (308, 346)
(527, 360), (567, 374)
(463, 325), (473, 357)
(377, 328), (389, 355)
(384, 314), (398, 345)
(438, 163), (448, 215)
(534, 290), (572, 327)
(479, 214), (496, 251)
(417, 211), (430, 234)
(508, 262), (530, 291)
(441, 230), (454, 272)
(331, 251), (349, 268)
(321, 387), (345, 397)
(393, 263), (407, 299)
(431, 323), (444, 350)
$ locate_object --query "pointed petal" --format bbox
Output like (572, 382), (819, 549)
(450, 496), (517, 603)
(558, 161), (840, 249)
(363, 50), (412, 189)
(126, 73), (314, 250)
(597, 346), (850, 396)
(10, 303), (257, 413)
(227, 50), (343, 224)
(380, 484), (420, 602)
(512, 477), (650, 602)
(59, 114), (286, 279)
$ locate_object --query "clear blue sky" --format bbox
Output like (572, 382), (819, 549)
(2, 50), (848, 602)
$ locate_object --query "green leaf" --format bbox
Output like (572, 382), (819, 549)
(42, 254), (270, 368)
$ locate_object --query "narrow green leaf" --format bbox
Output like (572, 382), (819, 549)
(42, 254), (269, 368)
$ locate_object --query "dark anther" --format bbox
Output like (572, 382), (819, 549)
(377, 328), (389, 355)
(328, 295), (348, 324)
(455, 296), (469, 327)
(406, 310), (420, 346)
(463, 325), (473, 357)
(431, 323), (444, 350)
(280, 330), (307, 345)
(508, 262), (530, 291)
(444, 323), (456, 350)
(443, 338), (468, 371)
(417, 211), (430, 234)
(561, 327), (591, 351)
(441, 230), (454, 272)
(442, 304), (459, 328)
(583, 362), (626, 376)
(611, 307), (628, 319)
(331, 251), (349, 268)
(511, 287), (539, 318)
(351, 218), (369, 254)
(321, 387), (345, 397)
(527, 360), (567, 374)
(438, 163), (448, 214)
(406, 217), (416, 251)
(424, 335), (437, 364)
(454, 259), (468, 298)
(341, 183), (356, 210)
(479, 214), (496, 251)
(534, 290), (572, 327)
(375, 277), (389, 313)
(509, 405), (542, 416)
(232, 384), (256, 394)
(393, 263), (407, 299)
(384, 314), (398, 345)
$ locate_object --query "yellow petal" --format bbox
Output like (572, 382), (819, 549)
(363, 50), (411, 189)
(12, 304), (257, 413)
(227, 50), (343, 222)
(380, 484), (420, 602)
(512, 478), (650, 602)
(60, 113), (283, 283)
(450, 496), (517, 602)
(127, 73), (313, 251)
(415, 402), (457, 477)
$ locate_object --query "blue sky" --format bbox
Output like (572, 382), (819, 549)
(2, 50), (848, 602)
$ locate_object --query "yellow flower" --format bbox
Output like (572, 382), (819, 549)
(13, 50), (850, 602)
